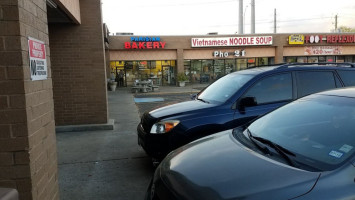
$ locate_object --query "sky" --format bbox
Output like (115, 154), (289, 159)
(101, 0), (355, 36)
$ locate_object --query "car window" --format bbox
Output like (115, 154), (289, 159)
(197, 73), (254, 103)
(297, 71), (337, 98)
(337, 70), (355, 86)
(243, 73), (292, 105)
(248, 95), (355, 171)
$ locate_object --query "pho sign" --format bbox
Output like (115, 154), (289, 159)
(28, 37), (47, 81)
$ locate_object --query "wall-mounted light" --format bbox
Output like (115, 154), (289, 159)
(46, 0), (57, 9)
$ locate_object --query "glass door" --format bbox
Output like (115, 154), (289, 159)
(162, 66), (175, 85)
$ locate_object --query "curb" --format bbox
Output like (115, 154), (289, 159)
(56, 119), (115, 133)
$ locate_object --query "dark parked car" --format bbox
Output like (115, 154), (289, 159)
(147, 87), (355, 200)
(138, 63), (355, 161)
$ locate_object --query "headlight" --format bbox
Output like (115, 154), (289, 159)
(150, 120), (180, 134)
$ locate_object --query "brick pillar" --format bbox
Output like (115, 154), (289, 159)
(0, 1), (59, 200)
(49, 0), (108, 126)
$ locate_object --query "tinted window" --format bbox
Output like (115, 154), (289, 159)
(297, 71), (337, 98)
(198, 73), (253, 103)
(248, 95), (355, 171)
(337, 70), (355, 86)
(243, 73), (292, 105)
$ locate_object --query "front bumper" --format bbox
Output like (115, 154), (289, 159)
(137, 123), (171, 160)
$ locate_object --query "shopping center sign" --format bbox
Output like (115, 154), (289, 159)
(124, 36), (166, 49)
(191, 36), (273, 47)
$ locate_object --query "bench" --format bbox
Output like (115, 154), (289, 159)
(151, 85), (159, 91)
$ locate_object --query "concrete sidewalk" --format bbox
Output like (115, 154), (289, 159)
(56, 85), (205, 200)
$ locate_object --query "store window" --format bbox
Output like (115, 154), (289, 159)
(297, 57), (307, 63)
(236, 59), (247, 71)
(284, 56), (355, 63)
(345, 56), (354, 63)
(326, 56), (335, 62)
(308, 56), (318, 63)
(225, 59), (235, 74)
(202, 60), (213, 83)
(213, 60), (225, 80)
(336, 56), (345, 63)
(319, 56), (326, 63)
(183, 57), (271, 85)
(191, 60), (202, 83)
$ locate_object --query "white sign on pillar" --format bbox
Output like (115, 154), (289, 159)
(28, 37), (48, 81)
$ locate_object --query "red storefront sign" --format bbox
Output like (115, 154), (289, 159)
(326, 35), (355, 43)
(124, 41), (166, 49)
(304, 35), (355, 44)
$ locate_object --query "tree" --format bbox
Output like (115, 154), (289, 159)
(338, 26), (355, 33)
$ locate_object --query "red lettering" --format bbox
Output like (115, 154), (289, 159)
(350, 35), (354, 43)
(250, 37), (254, 44)
(242, 38), (247, 44)
(318, 35), (323, 43)
(305, 35), (310, 43)
(332, 35), (337, 43)
(131, 42), (138, 49)
(124, 42), (131, 49)
(146, 42), (152, 49)
(256, 37), (259, 44)
(327, 35), (331, 43)
(229, 38), (235, 45)
(139, 42), (145, 49)
(160, 42), (166, 48)
(150, 42), (157, 48)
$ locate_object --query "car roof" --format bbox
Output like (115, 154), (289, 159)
(233, 62), (355, 76)
(316, 87), (355, 99)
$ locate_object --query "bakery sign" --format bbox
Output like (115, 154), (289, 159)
(124, 37), (166, 49)
(192, 36), (273, 47)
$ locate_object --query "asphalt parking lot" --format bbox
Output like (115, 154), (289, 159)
(56, 86), (203, 200)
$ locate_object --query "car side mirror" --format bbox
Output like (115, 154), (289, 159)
(237, 97), (257, 112)
(190, 93), (197, 100)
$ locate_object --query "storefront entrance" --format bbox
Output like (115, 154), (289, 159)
(162, 66), (175, 86)
(110, 60), (176, 86)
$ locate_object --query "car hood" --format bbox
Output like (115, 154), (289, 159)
(149, 100), (216, 119)
(159, 130), (321, 200)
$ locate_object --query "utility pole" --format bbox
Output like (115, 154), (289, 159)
(274, 8), (276, 33)
(335, 14), (338, 32)
(251, 0), (255, 33)
(238, 0), (243, 34)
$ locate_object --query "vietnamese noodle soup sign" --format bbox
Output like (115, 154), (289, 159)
(191, 36), (273, 47)
(28, 37), (47, 81)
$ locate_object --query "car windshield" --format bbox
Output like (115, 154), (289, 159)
(197, 73), (254, 104)
(248, 94), (355, 171)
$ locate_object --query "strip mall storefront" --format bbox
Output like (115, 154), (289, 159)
(108, 34), (355, 86)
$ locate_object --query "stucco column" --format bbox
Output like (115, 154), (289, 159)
(176, 48), (184, 73)
(0, 1), (59, 200)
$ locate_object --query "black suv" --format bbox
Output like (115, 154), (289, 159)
(138, 63), (355, 161)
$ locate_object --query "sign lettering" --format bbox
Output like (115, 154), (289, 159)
(192, 36), (273, 47)
(213, 50), (246, 58)
(28, 37), (47, 81)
